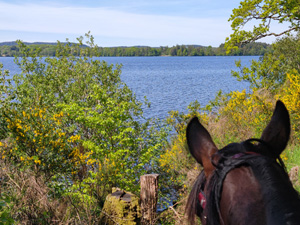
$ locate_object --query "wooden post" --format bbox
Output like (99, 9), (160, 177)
(99, 188), (141, 225)
(140, 174), (159, 225)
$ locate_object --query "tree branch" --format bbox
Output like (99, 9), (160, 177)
(242, 27), (298, 45)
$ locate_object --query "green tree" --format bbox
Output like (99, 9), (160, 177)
(225, 0), (300, 52)
(232, 33), (300, 90)
(205, 45), (214, 56)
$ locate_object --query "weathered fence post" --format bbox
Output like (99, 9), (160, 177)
(99, 188), (141, 225)
(140, 174), (159, 225)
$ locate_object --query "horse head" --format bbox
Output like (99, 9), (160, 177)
(186, 101), (300, 225)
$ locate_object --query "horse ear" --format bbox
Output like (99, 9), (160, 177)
(186, 117), (218, 177)
(260, 100), (290, 158)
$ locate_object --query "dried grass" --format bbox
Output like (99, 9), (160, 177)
(0, 162), (71, 224)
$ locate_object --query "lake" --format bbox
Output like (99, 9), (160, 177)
(0, 56), (259, 119)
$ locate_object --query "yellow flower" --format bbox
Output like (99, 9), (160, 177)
(34, 159), (41, 165)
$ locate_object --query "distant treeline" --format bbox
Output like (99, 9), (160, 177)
(0, 42), (270, 57)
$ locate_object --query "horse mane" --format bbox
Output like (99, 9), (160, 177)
(186, 139), (300, 225)
(186, 171), (205, 224)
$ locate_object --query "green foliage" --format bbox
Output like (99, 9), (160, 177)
(225, 0), (300, 53)
(0, 33), (169, 222)
(0, 194), (14, 225)
(2, 108), (80, 179)
(285, 145), (300, 192)
(231, 33), (300, 90)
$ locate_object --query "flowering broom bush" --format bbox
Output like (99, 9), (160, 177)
(1, 107), (83, 178)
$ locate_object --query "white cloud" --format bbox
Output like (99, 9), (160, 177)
(0, 2), (232, 46)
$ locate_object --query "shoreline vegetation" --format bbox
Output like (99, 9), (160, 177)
(0, 33), (300, 224)
(0, 41), (270, 57)
(0, 0), (299, 222)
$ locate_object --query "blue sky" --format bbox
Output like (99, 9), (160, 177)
(0, 0), (286, 47)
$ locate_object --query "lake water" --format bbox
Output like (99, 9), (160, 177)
(0, 56), (259, 119)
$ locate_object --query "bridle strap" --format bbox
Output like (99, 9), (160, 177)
(197, 138), (286, 225)
(232, 151), (261, 159)
(198, 191), (207, 209)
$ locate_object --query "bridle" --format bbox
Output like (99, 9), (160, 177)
(197, 138), (280, 225)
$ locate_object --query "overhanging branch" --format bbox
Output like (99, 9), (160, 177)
(241, 27), (298, 45)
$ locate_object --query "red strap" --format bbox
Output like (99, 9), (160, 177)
(198, 191), (207, 209)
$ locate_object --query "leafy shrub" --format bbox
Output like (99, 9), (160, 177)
(0, 33), (169, 223)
